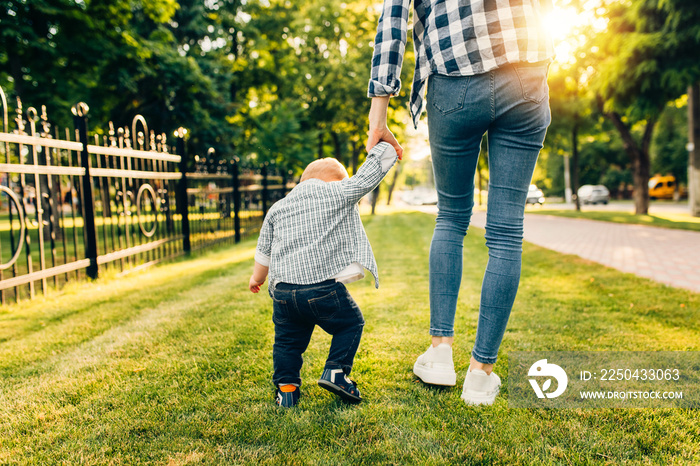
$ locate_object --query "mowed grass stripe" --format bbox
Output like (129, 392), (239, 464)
(0, 211), (698, 465)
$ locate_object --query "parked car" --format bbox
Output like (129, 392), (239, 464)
(526, 184), (545, 205)
(577, 184), (610, 205)
(400, 188), (438, 206)
(648, 175), (685, 200)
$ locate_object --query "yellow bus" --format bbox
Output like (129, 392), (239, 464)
(648, 175), (684, 200)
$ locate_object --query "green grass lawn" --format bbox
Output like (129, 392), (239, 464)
(527, 207), (700, 232)
(1, 211), (699, 464)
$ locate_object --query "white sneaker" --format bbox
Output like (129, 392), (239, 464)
(412, 343), (457, 386)
(461, 368), (501, 406)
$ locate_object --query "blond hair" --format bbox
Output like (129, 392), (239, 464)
(300, 158), (349, 182)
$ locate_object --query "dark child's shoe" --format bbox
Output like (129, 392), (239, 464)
(318, 368), (362, 404)
(275, 384), (300, 408)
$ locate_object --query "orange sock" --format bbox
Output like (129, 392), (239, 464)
(279, 384), (297, 393)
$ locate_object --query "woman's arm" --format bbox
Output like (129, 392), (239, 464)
(367, 97), (403, 159)
(366, 0), (411, 156)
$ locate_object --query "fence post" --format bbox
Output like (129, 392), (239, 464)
(262, 162), (269, 218)
(72, 103), (99, 279)
(176, 129), (191, 254)
(231, 157), (241, 243)
(281, 168), (288, 198)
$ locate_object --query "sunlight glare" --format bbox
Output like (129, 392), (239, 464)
(543, 2), (607, 65)
(543, 7), (582, 64)
(543, 8), (580, 43)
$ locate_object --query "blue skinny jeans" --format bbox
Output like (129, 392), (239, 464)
(427, 62), (551, 364)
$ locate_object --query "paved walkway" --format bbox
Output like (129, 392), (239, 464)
(415, 207), (700, 293)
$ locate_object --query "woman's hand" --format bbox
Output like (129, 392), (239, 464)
(367, 96), (403, 159)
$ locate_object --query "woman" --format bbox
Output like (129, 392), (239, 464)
(366, 0), (554, 405)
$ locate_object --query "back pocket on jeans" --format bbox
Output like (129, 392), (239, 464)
(271, 297), (290, 325)
(513, 61), (550, 104)
(309, 290), (340, 321)
(430, 74), (470, 114)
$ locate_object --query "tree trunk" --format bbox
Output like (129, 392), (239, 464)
(572, 119), (580, 211)
(605, 111), (656, 215)
(351, 139), (360, 175)
(477, 167), (483, 206)
(638, 116), (656, 214)
(478, 136), (488, 206)
(331, 131), (342, 164)
(689, 84), (700, 217)
(8, 52), (24, 98)
(386, 163), (401, 205)
(563, 155), (572, 203)
(317, 132), (324, 160)
(371, 185), (379, 215)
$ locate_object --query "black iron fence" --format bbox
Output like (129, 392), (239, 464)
(0, 86), (291, 304)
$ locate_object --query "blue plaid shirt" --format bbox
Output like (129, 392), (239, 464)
(368, 0), (555, 128)
(255, 143), (398, 290)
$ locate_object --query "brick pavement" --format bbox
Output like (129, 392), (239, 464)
(410, 205), (700, 293)
(468, 211), (700, 293)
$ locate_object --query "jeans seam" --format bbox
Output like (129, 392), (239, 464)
(490, 71), (495, 121)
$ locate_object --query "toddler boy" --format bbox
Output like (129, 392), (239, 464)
(249, 142), (398, 407)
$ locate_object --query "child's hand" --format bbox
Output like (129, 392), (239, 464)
(249, 275), (265, 293)
(249, 262), (269, 293)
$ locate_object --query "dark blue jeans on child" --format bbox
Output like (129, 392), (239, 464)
(270, 280), (364, 387)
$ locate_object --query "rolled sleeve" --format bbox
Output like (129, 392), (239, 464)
(254, 251), (270, 267)
(368, 0), (411, 98)
(340, 142), (397, 204)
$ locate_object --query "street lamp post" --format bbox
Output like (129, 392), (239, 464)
(689, 84), (700, 217)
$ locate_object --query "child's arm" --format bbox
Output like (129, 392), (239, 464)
(249, 261), (269, 293)
(250, 210), (273, 293)
(340, 142), (398, 204)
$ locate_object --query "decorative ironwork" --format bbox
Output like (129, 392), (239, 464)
(0, 185), (25, 271)
(136, 183), (158, 238)
(0, 85), (294, 303)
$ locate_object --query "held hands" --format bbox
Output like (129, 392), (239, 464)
(367, 126), (403, 160)
(367, 96), (403, 160)
(249, 275), (265, 293)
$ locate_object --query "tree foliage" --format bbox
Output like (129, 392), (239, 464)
(0, 0), (409, 174)
(543, 0), (700, 213)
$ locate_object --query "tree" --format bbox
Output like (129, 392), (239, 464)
(1, 0), (409, 177)
(547, 62), (592, 210)
(587, 0), (700, 214)
(0, 0), (239, 158)
(651, 101), (688, 186)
